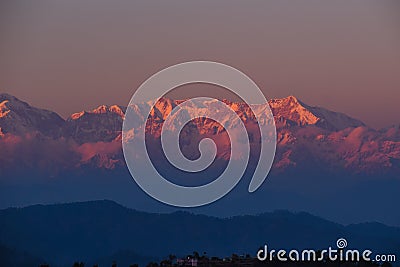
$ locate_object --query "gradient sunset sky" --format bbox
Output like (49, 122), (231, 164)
(1, 0), (399, 128)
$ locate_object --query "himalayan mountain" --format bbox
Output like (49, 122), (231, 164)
(0, 93), (399, 226)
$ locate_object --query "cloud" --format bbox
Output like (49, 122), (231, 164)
(74, 141), (122, 162)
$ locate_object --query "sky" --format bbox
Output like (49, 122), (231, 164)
(0, 0), (399, 128)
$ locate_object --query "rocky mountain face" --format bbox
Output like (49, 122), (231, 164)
(0, 93), (399, 175)
(0, 93), (64, 137)
(66, 104), (125, 143)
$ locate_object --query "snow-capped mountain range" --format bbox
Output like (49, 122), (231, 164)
(0, 93), (399, 175)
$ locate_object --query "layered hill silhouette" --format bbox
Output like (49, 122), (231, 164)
(0, 93), (399, 226)
(0, 200), (399, 266)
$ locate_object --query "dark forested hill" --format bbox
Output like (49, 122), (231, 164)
(0, 200), (399, 267)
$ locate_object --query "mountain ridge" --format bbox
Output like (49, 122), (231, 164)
(0, 93), (367, 134)
(0, 93), (399, 227)
(0, 93), (399, 175)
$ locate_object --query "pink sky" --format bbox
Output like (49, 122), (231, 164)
(0, 0), (399, 128)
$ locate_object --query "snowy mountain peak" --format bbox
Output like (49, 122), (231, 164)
(268, 96), (364, 130)
(0, 100), (11, 118)
(0, 93), (20, 102)
(0, 93), (64, 136)
(0, 93), (366, 140)
(70, 111), (86, 120)
(269, 96), (320, 127)
(109, 105), (125, 118)
(1, 93), (398, 175)
(150, 97), (176, 121)
(70, 105), (125, 120)
(0, 93), (31, 114)
(93, 105), (109, 114)
(92, 104), (125, 118)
